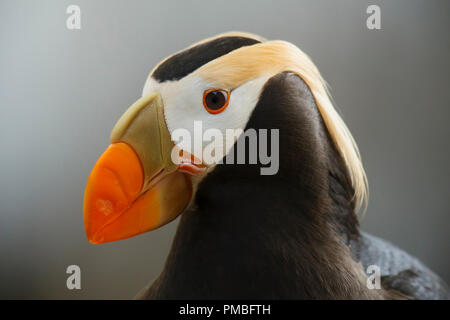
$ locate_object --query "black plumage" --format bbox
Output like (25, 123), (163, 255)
(137, 72), (449, 299)
(153, 36), (260, 82)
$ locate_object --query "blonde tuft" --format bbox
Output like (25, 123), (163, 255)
(149, 33), (369, 213)
(197, 39), (368, 213)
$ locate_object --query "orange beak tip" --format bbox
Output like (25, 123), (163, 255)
(83, 142), (144, 244)
(83, 142), (193, 244)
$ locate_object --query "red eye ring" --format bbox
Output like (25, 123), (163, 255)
(203, 88), (230, 114)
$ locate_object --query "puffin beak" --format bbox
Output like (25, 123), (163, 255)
(83, 93), (192, 244)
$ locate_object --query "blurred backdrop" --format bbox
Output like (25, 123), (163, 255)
(0, 0), (449, 299)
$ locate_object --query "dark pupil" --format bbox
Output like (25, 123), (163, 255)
(206, 91), (226, 110)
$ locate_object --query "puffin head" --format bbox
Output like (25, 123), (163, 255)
(83, 32), (367, 244)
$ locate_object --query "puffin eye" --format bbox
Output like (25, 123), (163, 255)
(203, 89), (230, 114)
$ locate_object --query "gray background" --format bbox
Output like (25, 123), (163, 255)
(0, 0), (448, 299)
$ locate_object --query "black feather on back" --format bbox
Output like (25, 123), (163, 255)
(351, 232), (450, 300)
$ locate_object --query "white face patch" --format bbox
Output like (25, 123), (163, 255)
(142, 75), (270, 166)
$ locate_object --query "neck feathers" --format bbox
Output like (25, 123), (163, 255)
(145, 72), (385, 299)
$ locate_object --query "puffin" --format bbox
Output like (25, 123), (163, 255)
(83, 32), (449, 299)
